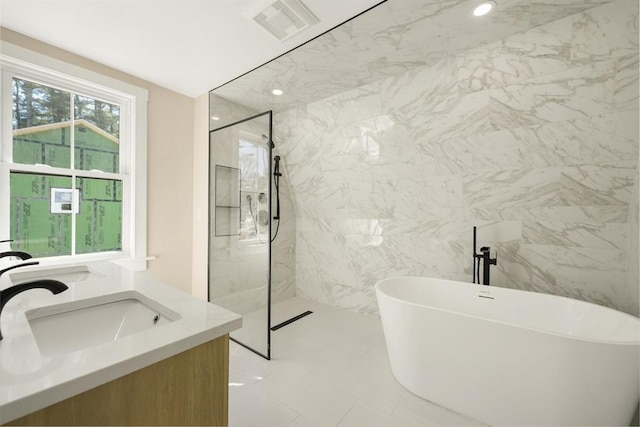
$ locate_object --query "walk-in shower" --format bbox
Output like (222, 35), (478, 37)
(208, 111), (274, 359)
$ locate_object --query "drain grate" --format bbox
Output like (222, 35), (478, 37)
(271, 310), (313, 331)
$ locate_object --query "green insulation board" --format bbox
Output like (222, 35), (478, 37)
(10, 123), (122, 257)
(13, 123), (118, 172)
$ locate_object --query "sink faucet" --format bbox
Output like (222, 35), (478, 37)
(0, 251), (33, 260)
(1, 240), (32, 261)
(0, 279), (69, 340)
(0, 261), (40, 277)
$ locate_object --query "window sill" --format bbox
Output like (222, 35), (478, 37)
(19, 252), (152, 272)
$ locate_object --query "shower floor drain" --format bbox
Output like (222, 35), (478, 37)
(270, 310), (313, 331)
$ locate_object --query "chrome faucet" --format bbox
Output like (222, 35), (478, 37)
(0, 280), (69, 340)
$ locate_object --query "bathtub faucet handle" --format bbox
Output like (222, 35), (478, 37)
(490, 249), (497, 265)
(480, 247), (497, 265)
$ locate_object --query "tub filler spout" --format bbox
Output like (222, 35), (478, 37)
(472, 227), (497, 285)
(479, 246), (497, 286)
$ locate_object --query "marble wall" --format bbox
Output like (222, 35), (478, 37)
(215, 0), (617, 114)
(627, 173), (639, 316)
(274, 0), (639, 315)
(270, 150), (297, 305)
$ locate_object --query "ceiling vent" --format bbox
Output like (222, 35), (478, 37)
(252, 0), (320, 42)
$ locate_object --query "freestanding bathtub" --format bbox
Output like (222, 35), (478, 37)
(375, 276), (640, 426)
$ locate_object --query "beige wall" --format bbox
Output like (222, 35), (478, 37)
(192, 93), (209, 300)
(1, 27), (196, 294)
(146, 88), (194, 293)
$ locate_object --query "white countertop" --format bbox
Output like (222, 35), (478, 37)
(0, 261), (242, 424)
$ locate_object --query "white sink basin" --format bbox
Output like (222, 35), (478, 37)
(26, 291), (182, 356)
(10, 265), (103, 284)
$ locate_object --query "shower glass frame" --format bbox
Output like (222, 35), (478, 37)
(208, 111), (273, 360)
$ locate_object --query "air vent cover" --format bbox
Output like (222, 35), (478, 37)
(253, 0), (319, 42)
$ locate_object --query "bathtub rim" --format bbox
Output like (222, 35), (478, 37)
(375, 276), (640, 346)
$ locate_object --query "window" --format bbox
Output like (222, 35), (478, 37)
(238, 134), (269, 243)
(1, 43), (148, 264)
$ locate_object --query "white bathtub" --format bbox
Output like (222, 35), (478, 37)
(375, 276), (640, 426)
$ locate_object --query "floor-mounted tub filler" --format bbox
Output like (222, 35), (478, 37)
(375, 277), (640, 426)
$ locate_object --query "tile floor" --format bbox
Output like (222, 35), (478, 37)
(228, 297), (487, 427)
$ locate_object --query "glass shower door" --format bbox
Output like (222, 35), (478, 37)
(208, 111), (272, 359)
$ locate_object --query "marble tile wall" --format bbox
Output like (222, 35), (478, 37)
(214, 0), (617, 115)
(627, 173), (639, 316)
(274, 0), (639, 315)
(270, 150), (297, 305)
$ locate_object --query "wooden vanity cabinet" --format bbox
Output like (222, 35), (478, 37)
(7, 335), (229, 426)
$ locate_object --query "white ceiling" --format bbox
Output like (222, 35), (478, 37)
(0, 0), (383, 97)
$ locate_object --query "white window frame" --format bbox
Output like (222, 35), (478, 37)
(0, 42), (148, 268)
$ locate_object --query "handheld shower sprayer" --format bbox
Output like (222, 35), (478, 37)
(273, 156), (282, 221)
(256, 134), (285, 242)
(261, 133), (283, 242)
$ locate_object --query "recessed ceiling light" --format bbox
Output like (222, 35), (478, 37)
(272, 89), (284, 96)
(473, 1), (496, 16)
(211, 116), (220, 121)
